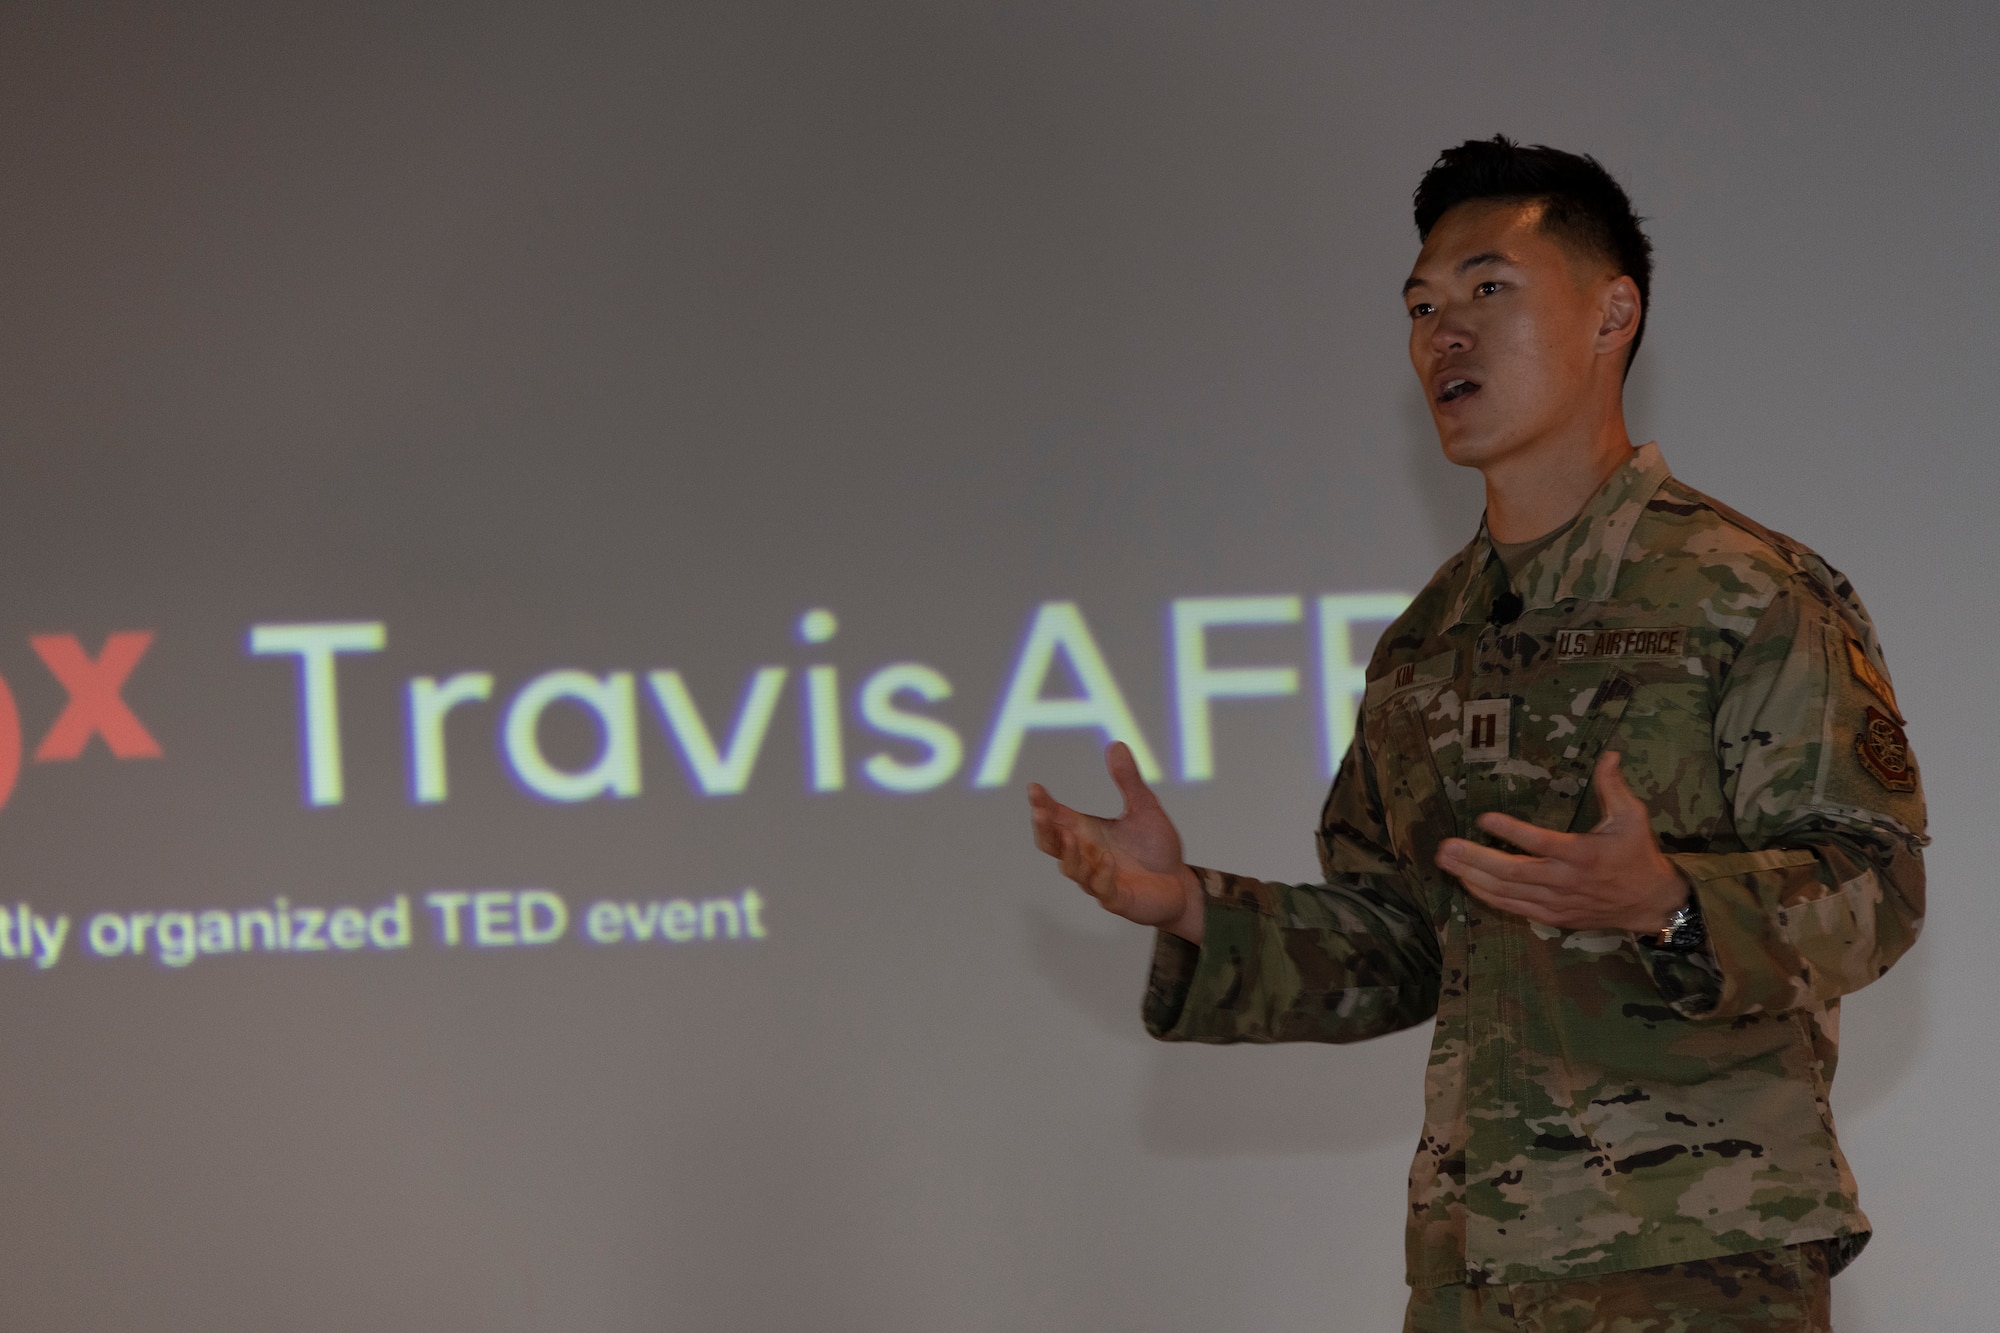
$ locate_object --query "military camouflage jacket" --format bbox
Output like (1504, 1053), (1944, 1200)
(1144, 444), (1927, 1287)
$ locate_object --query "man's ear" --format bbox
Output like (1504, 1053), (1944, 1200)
(1596, 275), (1641, 356)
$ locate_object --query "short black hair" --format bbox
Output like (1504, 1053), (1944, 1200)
(1413, 135), (1654, 371)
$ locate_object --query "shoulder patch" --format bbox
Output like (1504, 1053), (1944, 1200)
(1855, 706), (1917, 793)
(1845, 639), (1904, 722)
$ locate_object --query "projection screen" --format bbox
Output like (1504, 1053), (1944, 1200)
(0, 3), (1993, 1329)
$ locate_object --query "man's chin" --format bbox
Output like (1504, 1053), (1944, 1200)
(1436, 431), (1504, 470)
(1435, 421), (1542, 473)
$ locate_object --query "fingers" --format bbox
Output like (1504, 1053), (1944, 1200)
(1104, 741), (1158, 816)
(1056, 824), (1091, 886)
(1028, 781), (1117, 901)
(1474, 811), (1574, 858)
(1435, 752), (1665, 932)
(1043, 816), (1067, 868)
(1437, 838), (1584, 926)
(1060, 828), (1119, 906)
(1444, 849), (1599, 927)
(1589, 749), (1647, 826)
(1028, 780), (1090, 842)
(1437, 837), (1574, 888)
(1593, 748), (1628, 791)
(1458, 876), (1566, 926)
(1027, 782), (1067, 856)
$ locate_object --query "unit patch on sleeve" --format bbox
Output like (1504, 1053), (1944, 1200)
(1855, 705), (1917, 792)
(1554, 627), (1687, 661)
(1463, 698), (1511, 762)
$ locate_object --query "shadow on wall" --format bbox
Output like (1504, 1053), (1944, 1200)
(1023, 903), (1428, 1157)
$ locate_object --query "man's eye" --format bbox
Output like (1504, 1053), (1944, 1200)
(1408, 302), (1435, 319)
(1475, 281), (1501, 296)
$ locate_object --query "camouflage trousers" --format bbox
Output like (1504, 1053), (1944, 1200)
(1403, 1244), (1832, 1333)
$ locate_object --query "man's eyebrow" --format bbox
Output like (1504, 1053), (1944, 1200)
(1401, 251), (1517, 295)
(1456, 250), (1513, 274)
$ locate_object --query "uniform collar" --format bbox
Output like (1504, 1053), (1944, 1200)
(1448, 442), (1673, 626)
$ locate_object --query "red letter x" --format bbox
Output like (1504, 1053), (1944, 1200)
(32, 632), (163, 761)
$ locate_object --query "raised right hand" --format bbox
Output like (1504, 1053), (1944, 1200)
(1027, 741), (1205, 944)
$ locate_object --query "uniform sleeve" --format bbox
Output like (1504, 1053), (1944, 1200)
(1640, 586), (1928, 1019)
(1143, 716), (1443, 1044)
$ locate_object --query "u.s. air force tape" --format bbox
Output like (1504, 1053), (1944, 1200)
(1554, 627), (1686, 661)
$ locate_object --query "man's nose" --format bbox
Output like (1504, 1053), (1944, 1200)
(1429, 309), (1472, 356)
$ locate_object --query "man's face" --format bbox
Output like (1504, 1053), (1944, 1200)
(1404, 199), (1619, 470)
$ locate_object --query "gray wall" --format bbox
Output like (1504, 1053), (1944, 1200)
(0, 3), (1990, 1329)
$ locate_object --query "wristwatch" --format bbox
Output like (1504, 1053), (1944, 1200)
(1652, 894), (1707, 952)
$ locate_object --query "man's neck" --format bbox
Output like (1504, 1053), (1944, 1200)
(1480, 416), (1636, 544)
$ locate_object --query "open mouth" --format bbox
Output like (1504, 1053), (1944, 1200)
(1438, 378), (1481, 404)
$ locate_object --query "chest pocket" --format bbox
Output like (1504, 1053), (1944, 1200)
(1374, 700), (1461, 921)
(1515, 669), (1639, 834)
(1363, 652), (1462, 918)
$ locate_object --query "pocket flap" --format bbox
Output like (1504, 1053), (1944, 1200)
(1530, 669), (1638, 832)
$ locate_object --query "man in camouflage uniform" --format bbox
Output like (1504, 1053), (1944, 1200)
(1028, 138), (1925, 1332)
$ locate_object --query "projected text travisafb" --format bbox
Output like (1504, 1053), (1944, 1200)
(248, 593), (1410, 809)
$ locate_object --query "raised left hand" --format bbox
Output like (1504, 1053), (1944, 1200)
(1434, 749), (1689, 934)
